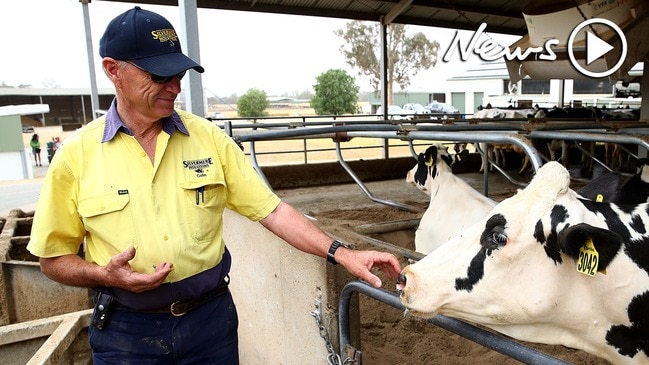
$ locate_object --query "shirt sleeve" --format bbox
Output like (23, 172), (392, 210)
(27, 143), (86, 258)
(217, 131), (281, 221)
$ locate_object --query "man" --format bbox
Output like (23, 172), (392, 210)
(27, 7), (401, 364)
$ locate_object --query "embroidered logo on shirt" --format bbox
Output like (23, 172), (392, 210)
(183, 158), (213, 178)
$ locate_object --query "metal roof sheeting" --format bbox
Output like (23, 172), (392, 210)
(97, 0), (532, 35)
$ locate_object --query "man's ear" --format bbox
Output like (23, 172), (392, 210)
(103, 57), (129, 88)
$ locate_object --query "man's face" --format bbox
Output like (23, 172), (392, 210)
(117, 61), (182, 121)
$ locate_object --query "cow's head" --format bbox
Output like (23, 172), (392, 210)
(397, 161), (649, 363)
(406, 144), (468, 195)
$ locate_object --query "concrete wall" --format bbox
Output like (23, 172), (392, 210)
(224, 209), (339, 364)
(0, 209), (91, 326)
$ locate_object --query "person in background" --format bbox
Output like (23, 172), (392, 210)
(30, 133), (41, 166)
(26, 7), (401, 364)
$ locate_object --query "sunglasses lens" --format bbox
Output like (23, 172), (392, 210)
(150, 74), (172, 84)
(150, 71), (186, 84)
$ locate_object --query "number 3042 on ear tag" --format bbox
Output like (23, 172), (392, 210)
(577, 238), (600, 277)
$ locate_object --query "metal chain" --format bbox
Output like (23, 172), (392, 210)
(310, 300), (355, 365)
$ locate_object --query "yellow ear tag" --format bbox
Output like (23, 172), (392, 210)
(577, 238), (603, 276)
(425, 156), (433, 167)
(596, 194), (604, 202)
(456, 154), (462, 161)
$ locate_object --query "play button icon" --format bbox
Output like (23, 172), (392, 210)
(586, 31), (614, 65)
(568, 18), (627, 78)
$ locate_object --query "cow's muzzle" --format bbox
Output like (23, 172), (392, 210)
(396, 273), (407, 295)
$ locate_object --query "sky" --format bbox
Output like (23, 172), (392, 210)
(1, 0), (519, 97)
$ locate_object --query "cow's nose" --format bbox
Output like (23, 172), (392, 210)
(396, 273), (407, 293)
(397, 273), (407, 285)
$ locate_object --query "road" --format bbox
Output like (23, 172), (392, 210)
(0, 165), (47, 216)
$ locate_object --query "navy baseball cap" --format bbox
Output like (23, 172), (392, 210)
(99, 6), (204, 77)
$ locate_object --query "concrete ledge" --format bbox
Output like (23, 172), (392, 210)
(224, 209), (351, 363)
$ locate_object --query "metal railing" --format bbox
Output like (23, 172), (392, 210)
(216, 116), (649, 209)
(338, 281), (571, 365)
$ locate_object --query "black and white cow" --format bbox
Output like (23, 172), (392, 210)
(406, 144), (496, 254)
(617, 158), (649, 205)
(408, 147), (647, 255)
(397, 161), (649, 364)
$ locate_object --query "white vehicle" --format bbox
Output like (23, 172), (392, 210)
(208, 111), (225, 119)
(402, 103), (429, 114)
(376, 105), (414, 120)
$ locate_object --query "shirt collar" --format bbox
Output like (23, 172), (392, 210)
(102, 98), (190, 142)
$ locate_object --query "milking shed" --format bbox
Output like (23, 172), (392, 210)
(3, 1), (649, 364)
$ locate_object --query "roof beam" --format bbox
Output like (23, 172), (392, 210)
(410, 0), (523, 21)
(383, 0), (413, 25)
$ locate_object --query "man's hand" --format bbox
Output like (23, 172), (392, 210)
(39, 247), (173, 292)
(105, 247), (173, 292)
(336, 248), (402, 288)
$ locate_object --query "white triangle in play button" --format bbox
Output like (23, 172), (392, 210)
(586, 31), (614, 64)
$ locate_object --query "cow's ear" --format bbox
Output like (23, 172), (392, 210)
(424, 146), (438, 167)
(557, 223), (622, 271)
(453, 149), (469, 166)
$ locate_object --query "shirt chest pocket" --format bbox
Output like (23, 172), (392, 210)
(78, 193), (135, 247)
(181, 180), (226, 244)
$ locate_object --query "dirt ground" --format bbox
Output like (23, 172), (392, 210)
(276, 173), (610, 365)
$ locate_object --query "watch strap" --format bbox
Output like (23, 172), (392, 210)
(327, 239), (345, 265)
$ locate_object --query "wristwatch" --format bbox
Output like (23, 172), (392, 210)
(327, 239), (346, 265)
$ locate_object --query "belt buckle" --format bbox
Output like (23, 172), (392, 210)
(170, 301), (187, 317)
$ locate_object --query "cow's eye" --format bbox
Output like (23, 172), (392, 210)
(489, 225), (508, 247)
(493, 232), (507, 244)
(480, 214), (508, 249)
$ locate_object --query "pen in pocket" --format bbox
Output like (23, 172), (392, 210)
(195, 186), (205, 205)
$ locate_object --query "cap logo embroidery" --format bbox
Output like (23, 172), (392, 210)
(151, 29), (178, 46)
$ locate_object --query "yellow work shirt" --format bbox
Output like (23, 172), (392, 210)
(27, 109), (280, 284)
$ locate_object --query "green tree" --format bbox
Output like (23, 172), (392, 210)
(310, 69), (359, 115)
(334, 21), (440, 104)
(237, 88), (269, 118)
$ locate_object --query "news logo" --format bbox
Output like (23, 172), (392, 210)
(567, 18), (627, 78)
(442, 18), (627, 79)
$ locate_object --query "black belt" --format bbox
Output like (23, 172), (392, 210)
(116, 276), (230, 317)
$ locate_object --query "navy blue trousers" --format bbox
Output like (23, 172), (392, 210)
(89, 290), (239, 364)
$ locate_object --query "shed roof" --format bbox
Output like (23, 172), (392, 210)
(97, 0), (532, 35)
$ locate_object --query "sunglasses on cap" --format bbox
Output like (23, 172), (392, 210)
(126, 61), (186, 84)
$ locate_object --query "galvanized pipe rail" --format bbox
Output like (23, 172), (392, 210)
(338, 281), (571, 365)
(233, 123), (649, 210)
(334, 142), (423, 213)
(236, 127), (544, 171)
(218, 117), (649, 133)
(236, 126), (544, 208)
(527, 130), (649, 151)
(345, 130), (544, 193)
